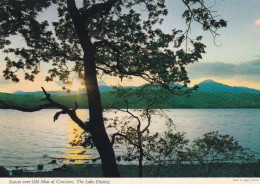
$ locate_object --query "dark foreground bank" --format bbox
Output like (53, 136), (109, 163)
(1, 163), (260, 177)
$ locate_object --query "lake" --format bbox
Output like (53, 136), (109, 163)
(0, 109), (259, 172)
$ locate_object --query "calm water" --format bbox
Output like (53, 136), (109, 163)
(0, 109), (259, 171)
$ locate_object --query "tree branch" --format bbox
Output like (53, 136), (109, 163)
(81, 0), (118, 20)
(0, 100), (55, 112)
(53, 110), (67, 122)
(181, 0), (222, 46)
(95, 40), (158, 83)
(111, 133), (138, 147)
(0, 87), (89, 132)
(141, 108), (151, 134)
(67, 0), (93, 53)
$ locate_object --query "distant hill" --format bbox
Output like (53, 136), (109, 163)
(12, 85), (136, 96)
(13, 90), (80, 96)
(1, 90), (260, 109)
(197, 80), (260, 94)
(12, 80), (260, 96)
(1, 80), (260, 109)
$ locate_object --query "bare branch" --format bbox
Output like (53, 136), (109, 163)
(111, 133), (139, 147)
(0, 100), (54, 112)
(118, 109), (141, 126)
(53, 110), (66, 122)
(0, 87), (89, 132)
(73, 101), (78, 111)
(41, 87), (89, 131)
(141, 108), (152, 134)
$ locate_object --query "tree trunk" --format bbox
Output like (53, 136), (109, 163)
(137, 125), (143, 177)
(83, 48), (120, 177)
(66, 0), (120, 177)
(139, 146), (144, 177)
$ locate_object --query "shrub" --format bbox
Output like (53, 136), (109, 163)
(0, 166), (9, 177)
(187, 131), (255, 177)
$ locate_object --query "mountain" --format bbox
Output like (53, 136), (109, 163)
(2, 80), (260, 109)
(197, 80), (260, 94)
(13, 85), (136, 96)
(13, 90), (86, 96)
(12, 80), (260, 96)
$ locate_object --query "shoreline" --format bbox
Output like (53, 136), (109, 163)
(1, 163), (259, 177)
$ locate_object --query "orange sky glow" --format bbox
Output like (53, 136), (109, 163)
(255, 19), (260, 25)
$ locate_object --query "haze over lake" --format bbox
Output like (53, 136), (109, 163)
(0, 109), (259, 172)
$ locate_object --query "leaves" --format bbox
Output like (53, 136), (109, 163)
(104, 86), (189, 175)
(187, 131), (256, 176)
(1, 0), (226, 91)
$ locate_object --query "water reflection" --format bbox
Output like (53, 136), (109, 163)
(62, 109), (98, 165)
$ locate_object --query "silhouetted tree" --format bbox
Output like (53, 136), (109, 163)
(0, 0), (226, 177)
(187, 131), (255, 177)
(108, 86), (189, 177)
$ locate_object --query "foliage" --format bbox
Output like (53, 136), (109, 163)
(0, 166), (9, 177)
(187, 131), (256, 177)
(1, 0), (226, 90)
(143, 126), (189, 176)
(0, 0), (227, 177)
(66, 87), (257, 177)
(104, 86), (189, 177)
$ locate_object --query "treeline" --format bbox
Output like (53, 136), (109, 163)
(1, 91), (260, 109)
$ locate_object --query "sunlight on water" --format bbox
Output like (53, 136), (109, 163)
(63, 109), (98, 164)
(0, 109), (99, 171)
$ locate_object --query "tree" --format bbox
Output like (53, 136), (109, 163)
(101, 86), (188, 177)
(187, 131), (255, 177)
(0, 0), (226, 177)
(108, 86), (171, 177)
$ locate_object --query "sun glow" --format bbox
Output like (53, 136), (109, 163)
(255, 19), (260, 25)
(63, 110), (96, 164)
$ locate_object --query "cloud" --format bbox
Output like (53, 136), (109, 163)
(0, 78), (12, 92)
(98, 80), (107, 86)
(255, 19), (260, 26)
(187, 60), (260, 82)
(55, 81), (64, 87)
(0, 78), (12, 85)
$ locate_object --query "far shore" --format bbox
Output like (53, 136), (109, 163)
(2, 163), (260, 177)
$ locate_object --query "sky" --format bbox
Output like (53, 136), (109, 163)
(0, 0), (260, 92)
